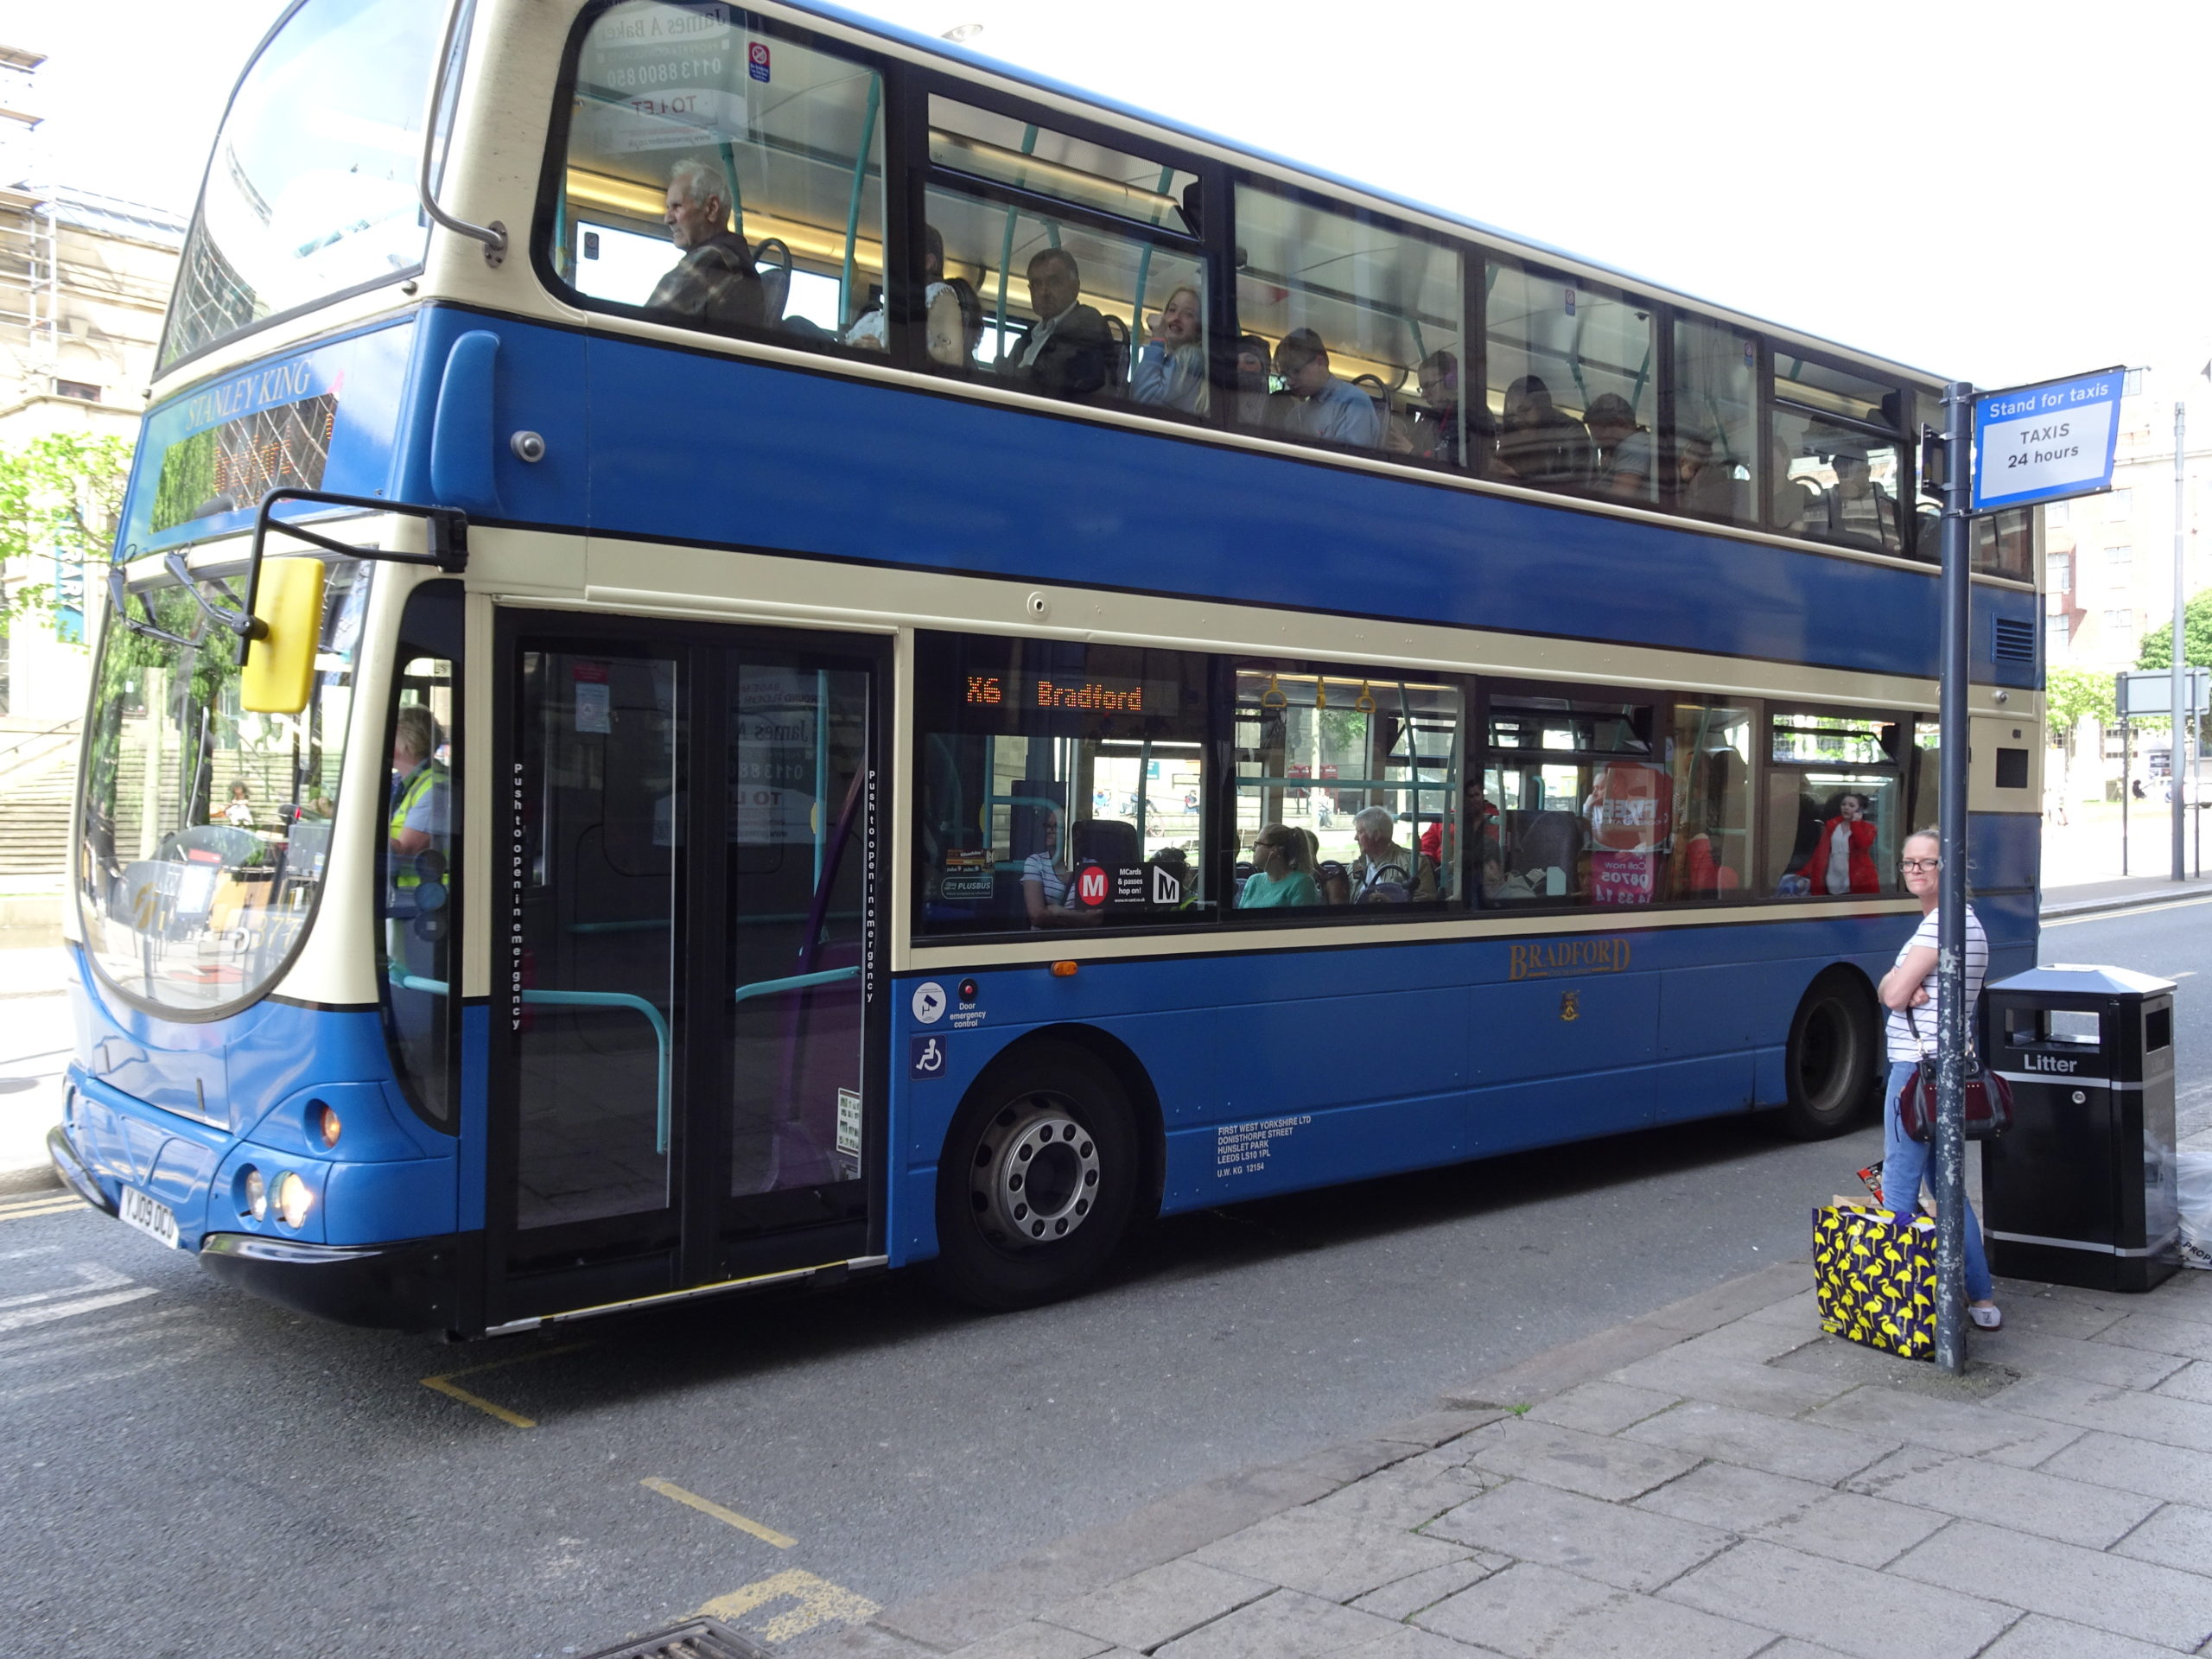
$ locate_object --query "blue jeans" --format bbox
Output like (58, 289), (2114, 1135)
(1885, 1059), (1995, 1302)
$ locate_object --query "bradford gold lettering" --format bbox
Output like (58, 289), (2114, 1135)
(1509, 937), (1633, 980)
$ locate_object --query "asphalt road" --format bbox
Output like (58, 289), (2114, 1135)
(2, 898), (2206, 1659)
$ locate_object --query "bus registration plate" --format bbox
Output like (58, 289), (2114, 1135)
(118, 1186), (180, 1249)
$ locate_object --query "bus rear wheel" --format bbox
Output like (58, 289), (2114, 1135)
(928, 1044), (1138, 1312)
(1780, 969), (1878, 1140)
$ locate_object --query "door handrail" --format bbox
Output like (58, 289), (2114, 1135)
(732, 965), (860, 1007)
(391, 971), (673, 1153)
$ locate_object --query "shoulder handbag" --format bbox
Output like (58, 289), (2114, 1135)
(1897, 1007), (2013, 1143)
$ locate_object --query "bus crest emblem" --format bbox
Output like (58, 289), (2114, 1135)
(1560, 991), (1580, 1022)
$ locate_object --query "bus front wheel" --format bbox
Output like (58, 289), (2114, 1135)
(928, 1044), (1139, 1311)
(1780, 970), (1878, 1140)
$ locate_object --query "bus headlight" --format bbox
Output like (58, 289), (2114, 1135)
(239, 1166), (266, 1221)
(313, 1102), (341, 1149)
(274, 1172), (313, 1229)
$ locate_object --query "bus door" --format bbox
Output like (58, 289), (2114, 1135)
(488, 612), (883, 1325)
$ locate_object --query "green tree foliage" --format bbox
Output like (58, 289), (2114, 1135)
(0, 431), (135, 624)
(2137, 589), (2212, 671)
(2044, 665), (2115, 751)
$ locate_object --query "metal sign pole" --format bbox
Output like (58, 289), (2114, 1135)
(2177, 400), (2190, 881)
(1935, 379), (1974, 1376)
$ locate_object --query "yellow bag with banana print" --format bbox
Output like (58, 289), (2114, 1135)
(1813, 1202), (1936, 1361)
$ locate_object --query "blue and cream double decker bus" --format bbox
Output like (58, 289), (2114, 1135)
(53, 0), (2043, 1335)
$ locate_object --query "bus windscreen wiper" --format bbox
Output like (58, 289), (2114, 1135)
(105, 564), (196, 650)
(162, 551), (266, 642)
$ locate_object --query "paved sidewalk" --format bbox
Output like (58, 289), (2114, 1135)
(2043, 874), (2212, 920)
(791, 1262), (2212, 1659)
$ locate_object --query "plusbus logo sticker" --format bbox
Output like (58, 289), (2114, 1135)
(1509, 937), (1633, 981)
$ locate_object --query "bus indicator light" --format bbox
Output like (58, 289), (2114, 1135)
(1050, 961), (1078, 977)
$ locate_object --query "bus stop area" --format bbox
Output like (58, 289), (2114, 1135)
(802, 1262), (2212, 1659)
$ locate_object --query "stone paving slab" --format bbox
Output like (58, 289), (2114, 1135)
(1969, 1326), (2191, 1390)
(1458, 1415), (1701, 1502)
(945, 1623), (1117, 1659)
(1890, 1516), (2212, 1649)
(1622, 1399), (1897, 1484)
(1147, 1588), (1405, 1658)
(1631, 1460), (1828, 1533)
(1749, 1489), (1948, 1569)
(1660, 1539), (2017, 1659)
(1039, 1560), (1273, 1654)
(2094, 1309), (2212, 1362)
(2108, 1500), (2212, 1577)
(1414, 1559), (1777, 1659)
(1994, 1370), (2212, 1452)
(1425, 1478), (1732, 1592)
(1344, 1557), (1503, 1623)
(1867, 1452), (2161, 1548)
(1977, 1613), (2188, 1659)
(1607, 1344), (1855, 1419)
(1804, 1382), (2063, 1457)
(1522, 1378), (1679, 1436)
(2036, 1427), (2212, 1505)
(1306, 1462), (1497, 1532)
(1189, 1508), (1471, 1602)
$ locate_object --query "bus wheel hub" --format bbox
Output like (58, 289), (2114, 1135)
(974, 1103), (1100, 1248)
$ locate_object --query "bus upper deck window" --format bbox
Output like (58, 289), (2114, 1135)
(555, 5), (886, 350)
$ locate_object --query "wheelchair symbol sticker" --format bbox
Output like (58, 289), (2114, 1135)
(909, 1034), (950, 1078)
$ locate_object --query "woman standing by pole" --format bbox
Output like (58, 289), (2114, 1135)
(1877, 829), (2002, 1330)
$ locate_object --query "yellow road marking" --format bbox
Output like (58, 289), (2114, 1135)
(640, 1478), (797, 1548)
(696, 1569), (879, 1643)
(0, 1195), (86, 1223)
(419, 1340), (590, 1428)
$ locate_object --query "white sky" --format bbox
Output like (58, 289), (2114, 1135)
(3, 0), (2206, 394)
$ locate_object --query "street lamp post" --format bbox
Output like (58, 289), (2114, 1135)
(2175, 397), (2187, 882)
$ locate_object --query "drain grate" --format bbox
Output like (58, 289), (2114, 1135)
(574, 1617), (772, 1659)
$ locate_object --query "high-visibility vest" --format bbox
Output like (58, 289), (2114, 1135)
(389, 760), (448, 888)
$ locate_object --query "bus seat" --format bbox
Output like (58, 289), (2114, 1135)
(754, 237), (792, 327)
(1071, 817), (1139, 869)
(1103, 315), (1130, 390)
(1505, 809), (1580, 893)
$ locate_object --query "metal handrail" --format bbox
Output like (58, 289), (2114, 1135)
(391, 971), (672, 1152)
(0, 715), (80, 760)
(732, 966), (859, 1007)
(416, 0), (505, 265)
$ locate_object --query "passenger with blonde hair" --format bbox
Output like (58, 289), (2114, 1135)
(1132, 283), (1208, 414)
(1238, 823), (1320, 908)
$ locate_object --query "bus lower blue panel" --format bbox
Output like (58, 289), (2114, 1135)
(458, 1002), (490, 1232)
(1971, 813), (2041, 894)
(886, 911), (1998, 1265)
(1164, 1090), (1472, 1208)
(1649, 1053), (1760, 1126)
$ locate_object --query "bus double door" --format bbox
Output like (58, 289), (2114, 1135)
(487, 612), (884, 1325)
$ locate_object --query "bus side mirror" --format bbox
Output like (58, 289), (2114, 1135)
(240, 559), (325, 714)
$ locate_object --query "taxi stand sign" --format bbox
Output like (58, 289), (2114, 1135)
(1970, 366), (2126, 511)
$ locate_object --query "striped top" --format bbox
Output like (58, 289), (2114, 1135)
(1885, 905), (1989, 1061)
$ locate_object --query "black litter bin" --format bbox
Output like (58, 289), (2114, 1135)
(1981, 965), (2179, 1293)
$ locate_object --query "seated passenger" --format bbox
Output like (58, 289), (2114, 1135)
(1348, 804), (1437, 901)
(926, 276), (985, 372)
(845, 225), (947, 352)
(1390, 350), (1495, 470)
(1302, 827), (1350, 906)
(1274, 328), (1382, 449)
(1022, 810), (1096, 927)
(1229, 334), (1280, 430)
(647, 158), (765, 331)
(1674, 430), (1739, 518)
(1007, 248), (1114, 399)
(1494, 375), (1593, 489)
(1238, 823), (1321, 908)
(1770, 438), (1820, 533)
(1132, 283), (1209, 414)
(1826, 448), (1904, 551)
(1586, 392), (1655, 501)
(1784, 790), (1880, 895)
